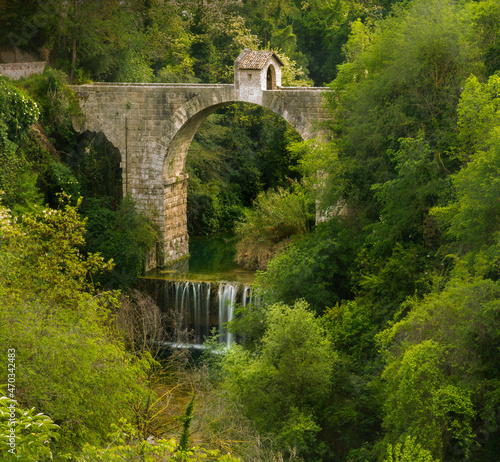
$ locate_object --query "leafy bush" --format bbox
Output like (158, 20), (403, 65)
(434, 75), (500, 265)
(383, 436), (440, 462)
(16, 67), (78, 147)
(47, 161), (80, 200)
(0, 392), (59, 461)
(255, 219), (358, 314)
(0, 78), (44, 214)
(235, 185), (314, 270)
(377, 277), (500, 461)
(0, 77), (40, 147)
(83, 195), (158, 289)
(76, 417), (241, 461)
(221, 300), (334, 457)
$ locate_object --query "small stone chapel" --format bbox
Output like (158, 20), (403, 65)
(234, 49), (284, 103)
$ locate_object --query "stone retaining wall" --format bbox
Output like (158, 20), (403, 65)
(0, 62), (46, 80)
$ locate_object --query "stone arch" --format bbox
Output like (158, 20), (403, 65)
(162, 94), (314, 262)
(68, 81), (328, 267)
(163, 90), (315, 181)
(164, 103), (228, 180)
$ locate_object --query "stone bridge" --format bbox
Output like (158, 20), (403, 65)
(69, 50), (329, 268)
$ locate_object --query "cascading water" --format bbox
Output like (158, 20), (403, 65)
(158, 280), (213, 344)
(218, 283), (238, 346)
(242, 285), (253, 307)
(139, 235), (258, 350)
(142, 279), (254, 347)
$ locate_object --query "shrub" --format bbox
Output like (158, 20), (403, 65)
(234, 185), (314, 270)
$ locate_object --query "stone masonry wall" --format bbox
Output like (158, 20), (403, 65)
(164, 174), (189, 261)
(0, 62), (46, 80)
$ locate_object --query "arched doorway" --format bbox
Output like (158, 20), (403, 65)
(266, 65), (276, 90)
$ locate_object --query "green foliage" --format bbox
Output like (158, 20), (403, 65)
(111, 0), (200, 83)
(275, 50), (313, 87)
(2, 1), (194, 83)
(222, 300), (334, 456)
(179, 395), (196, 452)
(433, 74), (500, 277)
(186, 109), (255, 235)
(434, 128), (500, 256)
(456, 74), (500, 160)
(187, 105), (303, 236)
(354, 242), (437, 324)
(16, 67), (78, 147)
(382, 339), (475, 459)
(0, 0), (414, 88)
(42, 1), (143, 82)
(83, 195), (158, 289)
(0, 393), (59, 461)
(0, 70), (93, 216)
(71, 131), (122, 203)
(255, 219), (358, 313)
(383, 436), (441, 462)
(0, 198), (151, 452)
(240, 0), (374, 85)
(0, 146), (43, 216)
(188, 182), (242, 236)
(0, 196), (110, 297)
(75, 417), (240, 461)
(188, 0), (259, 84)
(322, 0), (479, 214)
(0, 78), (44, 214)
(378, 277), (500, 461)
(8, 2), (500, 461)
(293, 0), (481, 345)
(226, 302), (267, 353)
(368, 135), (452, 255)
(286, 1), (484, 359)
(468, 0), (500, 76)
(47, 161), (80, 201)
(235, 184), (314, 270)
(323, 299), (377, 363)
(0, 77), (40, 147)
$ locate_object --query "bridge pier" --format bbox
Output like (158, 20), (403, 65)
(164, 174), (189, 262)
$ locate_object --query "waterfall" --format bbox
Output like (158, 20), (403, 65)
(242, 285), (252, 307)
(158, 280), (212, 344)
(218, 283), (238, 346)
(143, 279), (255, 347)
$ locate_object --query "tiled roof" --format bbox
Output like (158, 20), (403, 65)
(238, 51), (283, 70)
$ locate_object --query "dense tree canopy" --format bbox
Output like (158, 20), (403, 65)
(231, 0), (500, 460)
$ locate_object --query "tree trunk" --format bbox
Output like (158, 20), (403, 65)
(69, 0), (78, 84)
(69, 34), (76, 83)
